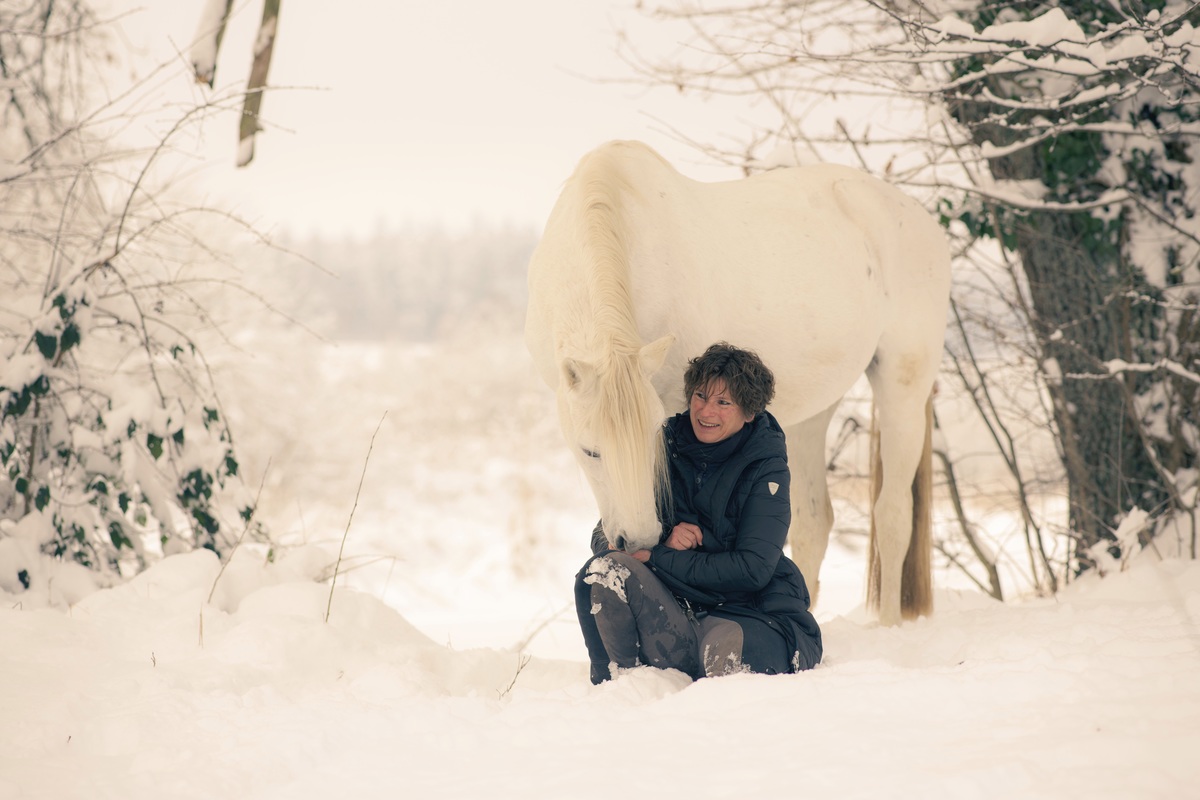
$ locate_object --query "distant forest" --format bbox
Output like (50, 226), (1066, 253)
(278, 226), (539, 341)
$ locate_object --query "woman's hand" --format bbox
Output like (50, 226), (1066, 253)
(665, 522), (703, 551)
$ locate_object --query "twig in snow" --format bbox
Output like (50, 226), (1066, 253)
(510, 603), (572, 654)
(325, 413), (387, 624)
(498, 653), (532, 700)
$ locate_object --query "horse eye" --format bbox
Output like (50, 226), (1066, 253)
(581, 447), (601, 460)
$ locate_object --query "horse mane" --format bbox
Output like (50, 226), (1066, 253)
(575, 146), (642, 356)
(569, 144), (671, 536)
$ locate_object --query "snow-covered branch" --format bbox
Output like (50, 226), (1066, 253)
(1104, 358), (1200, 386)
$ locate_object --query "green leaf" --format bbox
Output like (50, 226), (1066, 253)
(224, 454), (239, 477)
(118, 492), (130, 512)
(15, 477), (28, 494)
(147, 433), (163, 459)
(35, 485), (50, 511)
(60, 323), (81, 354)
(172, 429), (185, 446)
(4, 388), (31, 417)
(109, 522), (133, 549)
(35, 331), (57, 360)
(191, 507), (219, 535)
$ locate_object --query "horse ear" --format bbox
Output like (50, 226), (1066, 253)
(639, 334), (675, 377)
(561, 358), (595, 391)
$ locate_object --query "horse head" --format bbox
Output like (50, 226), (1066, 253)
(556, 334), (674, 552)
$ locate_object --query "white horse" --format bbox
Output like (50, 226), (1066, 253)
(525, 141), (951, 626)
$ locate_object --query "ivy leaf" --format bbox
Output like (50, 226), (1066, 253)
(147, 433), (163, 459)
(35, 331), (57, 360)
(35, 485), (50, 511)
(60, 323), (81, 354)
(5, 388), (32, 417)
(191, 507), (219, 535)
(109, 522), (132, 549)
(172, 429), (185, 446)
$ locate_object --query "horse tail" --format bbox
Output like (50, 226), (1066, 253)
(866, 392), (934, 619)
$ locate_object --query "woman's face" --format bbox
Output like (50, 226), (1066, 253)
(689, 380), (753, 444)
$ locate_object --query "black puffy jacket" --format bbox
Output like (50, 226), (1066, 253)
(648, 410), (822, 671)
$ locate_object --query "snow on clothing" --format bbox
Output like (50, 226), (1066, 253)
(575, 409), (823, 682)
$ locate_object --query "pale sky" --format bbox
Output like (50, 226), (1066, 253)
(125, 1), (756, 238)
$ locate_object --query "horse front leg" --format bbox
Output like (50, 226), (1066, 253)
(785, 405), (838, 609)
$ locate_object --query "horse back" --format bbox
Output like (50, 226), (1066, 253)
(527, 141), (950, 422)
(608, 146), (940, 420)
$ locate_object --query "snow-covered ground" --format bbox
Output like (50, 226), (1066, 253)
(3, 337), (1199, 799)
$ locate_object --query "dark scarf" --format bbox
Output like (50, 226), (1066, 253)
(668, 412), (754, 490)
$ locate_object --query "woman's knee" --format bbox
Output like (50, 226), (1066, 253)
(579, 551), (641, 604)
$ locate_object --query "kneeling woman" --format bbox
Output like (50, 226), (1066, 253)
(575, 342), (823, 683)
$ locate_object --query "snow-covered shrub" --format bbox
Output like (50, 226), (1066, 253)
(1, 1), (261, 583)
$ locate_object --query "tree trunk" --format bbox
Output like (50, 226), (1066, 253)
(952, 102), (1170, 555)
(1010, 207), (1169, 553)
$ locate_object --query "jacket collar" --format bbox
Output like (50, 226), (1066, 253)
(669, 411), (755, 464)
(667, 409), (786, 463)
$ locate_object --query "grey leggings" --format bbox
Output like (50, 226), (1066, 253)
(578, 551), (753, 681)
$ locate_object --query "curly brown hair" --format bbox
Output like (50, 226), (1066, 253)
(683, 342), (776, 418)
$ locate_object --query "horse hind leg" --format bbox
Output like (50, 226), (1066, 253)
(785, 404), (838, 610)
(866, 360), (936, 626)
